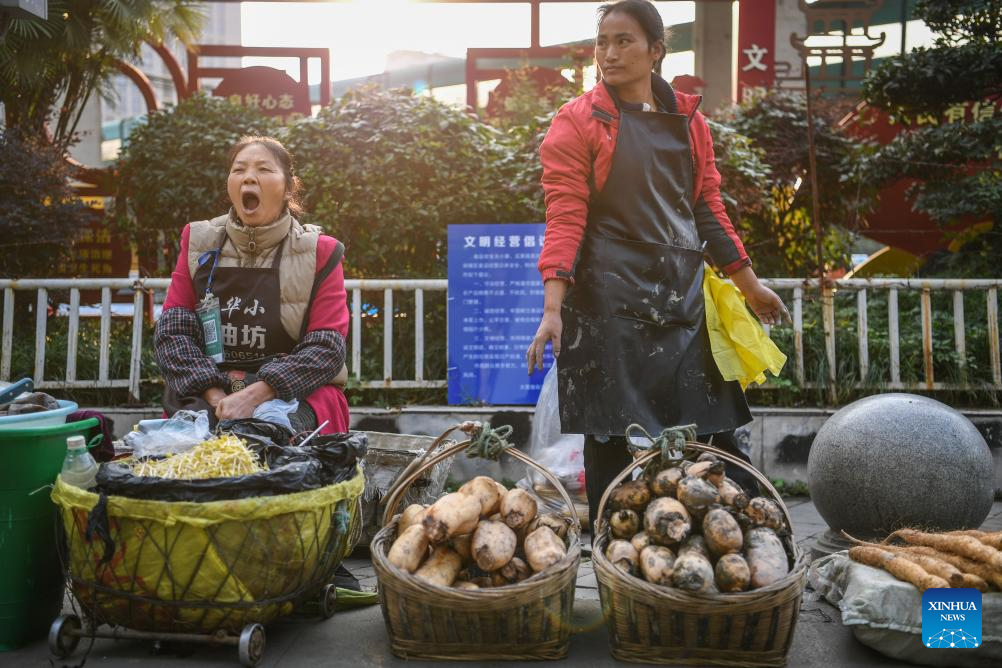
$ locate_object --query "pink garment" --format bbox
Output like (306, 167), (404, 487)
(162, 226), (350, 434)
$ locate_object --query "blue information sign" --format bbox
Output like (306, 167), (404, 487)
(448, 223), (553, 405)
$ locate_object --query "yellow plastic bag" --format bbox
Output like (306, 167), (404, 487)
(52, 468), (364, 633)
(703, 265), (787, 389)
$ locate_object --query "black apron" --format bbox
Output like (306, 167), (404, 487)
(162, 234), (298, 415)
(557, 83), (751, 437)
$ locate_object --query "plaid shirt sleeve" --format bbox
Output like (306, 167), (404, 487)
(256, 329), (346, 401)
(154, 307), (229, 397)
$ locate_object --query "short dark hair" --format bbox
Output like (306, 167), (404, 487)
(597, 0), (668, 73)
(227, 136), (304, 217)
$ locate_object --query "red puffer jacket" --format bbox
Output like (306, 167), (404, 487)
(537, 75), (751, 283)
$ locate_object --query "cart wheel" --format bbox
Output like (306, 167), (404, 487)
(238, 624), (265, 667)
(319, 583), (338, 619)
(48, 614), (81, 658)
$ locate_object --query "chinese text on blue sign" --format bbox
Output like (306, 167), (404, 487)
(448, 224), (553, 405)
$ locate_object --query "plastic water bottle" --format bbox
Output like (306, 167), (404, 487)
(61, 435), (98, 490)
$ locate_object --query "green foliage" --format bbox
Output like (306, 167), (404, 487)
(0, 129), (90, 277)
(749, 286), (1000, 408)
(860, 0), (1002, 276)
(769, 479), (810, 498)
(286, 86), (541, 279)
(714, 91), (875, 276)
(114, 94), (281, 272)
(0, 0), (204, 148)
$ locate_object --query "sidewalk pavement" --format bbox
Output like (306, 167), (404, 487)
(10, 498), (1002, 667)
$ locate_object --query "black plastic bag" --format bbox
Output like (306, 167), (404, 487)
(217, 417), (295, 447)
(97, 431), (367, 502)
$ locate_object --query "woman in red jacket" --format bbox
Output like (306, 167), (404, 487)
(155, 136), (350, 435)
(526, 0), (789, 528)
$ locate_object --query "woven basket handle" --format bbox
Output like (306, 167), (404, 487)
(381, 422), (582, 533)
(594, 440), (793, 538)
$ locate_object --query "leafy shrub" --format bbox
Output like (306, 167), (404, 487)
(287, 86), (541, 279)
(115, 94), (280, 274)
(0, 129), (90, 277)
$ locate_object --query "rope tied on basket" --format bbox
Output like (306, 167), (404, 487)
(625, 423), (697, 463)
(463, 422), (513, 461)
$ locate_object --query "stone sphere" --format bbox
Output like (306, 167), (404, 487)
(808, 393), (994, 539)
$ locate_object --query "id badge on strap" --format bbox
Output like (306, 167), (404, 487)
(196, 293), (224, 363)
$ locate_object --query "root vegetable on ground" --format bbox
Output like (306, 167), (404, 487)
(883, 548), (989, 592)
(889, 529), (1002, 570)
(610, 509), (641, 539)
(639, 545), (675, 586)
(946, 530), (1002, 551)
(715, 553), (751, 592)
(500, 488), (538, 530)
(606, 539), (640, 576)
(423, 493), (482, 544)
(849, 546), (949, 592)
(703, 508), (743, 557)
(524, 525), (566, 572)
(644, 497), (691, 546)
(609, 479), (652, 512)
(459, 476), (504, 517)
(745, 527), (790, 589)
(388, 524), (430, 573)
(890, 545), (1002, 590)
(472, 520), (517, 572)
(414, 546), (463, 587)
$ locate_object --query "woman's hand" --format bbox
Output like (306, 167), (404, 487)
(728, 265), (790, 326)
(214, 381), (276, 421)
(527, 311), (562, 373)
(203, 387), (227, 409)
(743, 284), (791, 326)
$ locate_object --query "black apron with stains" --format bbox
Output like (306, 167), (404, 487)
(162, 235), (298, 415)
(557, 85), (751, 437)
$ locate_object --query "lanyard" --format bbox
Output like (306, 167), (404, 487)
(197, 247), (224, 296)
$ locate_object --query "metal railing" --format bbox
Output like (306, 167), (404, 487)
(1, 277), (1000, 402)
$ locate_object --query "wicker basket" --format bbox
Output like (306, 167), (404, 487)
(592, 441), (808, 666)
(371, 422), (582, 661)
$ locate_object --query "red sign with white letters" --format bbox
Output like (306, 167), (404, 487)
(212, 66), (311, 122)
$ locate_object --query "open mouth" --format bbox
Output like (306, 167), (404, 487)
(241, 191), (260, 214)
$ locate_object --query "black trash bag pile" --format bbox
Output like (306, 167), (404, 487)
(217, 417), (295, 447)
(97, 427), (367, 503)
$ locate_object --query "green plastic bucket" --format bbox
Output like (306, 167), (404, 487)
(0, 418), (98, 651)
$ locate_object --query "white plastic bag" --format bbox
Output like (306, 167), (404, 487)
(527, 366), (585, 490)
(124, 409), (211, 459)
(253, 398), (299, 431)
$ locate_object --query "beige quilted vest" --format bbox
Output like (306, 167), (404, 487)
(186, 211), (320, 342)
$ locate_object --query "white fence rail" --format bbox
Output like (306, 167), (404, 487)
(1, 277), (1000, 402)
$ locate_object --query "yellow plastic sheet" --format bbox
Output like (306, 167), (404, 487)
(51, 469), (364, 633)
(703, 265), (787, 390)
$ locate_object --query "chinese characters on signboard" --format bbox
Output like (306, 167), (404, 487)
(736, 1), (776, 104)
(60, 198), (131, 278)
(447, 223), (552, 405)
(212, 66), (312, 123)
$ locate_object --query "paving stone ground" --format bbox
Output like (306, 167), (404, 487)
(8, 499), (1002, 667)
